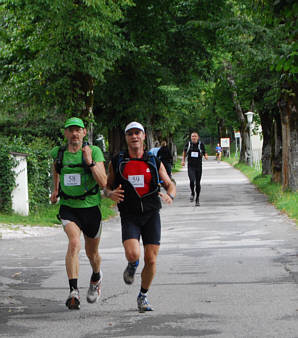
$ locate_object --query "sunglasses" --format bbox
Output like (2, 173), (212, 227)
(126, 130), (142, 136)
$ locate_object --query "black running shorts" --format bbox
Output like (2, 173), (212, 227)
(59, 205), (102, 239)
(121, 210), (161, 245)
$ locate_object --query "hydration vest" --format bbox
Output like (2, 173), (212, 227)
(186, 141), (202, 156)
(54, 144), (99, 200)
(117, 151), (161, 187)
(113, 151), (162, 215)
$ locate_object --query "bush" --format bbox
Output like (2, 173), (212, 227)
(0, 143), (16, 213)
(0, 136), (54, 213)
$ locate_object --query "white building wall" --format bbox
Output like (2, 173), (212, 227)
(11, 153), (29, 216)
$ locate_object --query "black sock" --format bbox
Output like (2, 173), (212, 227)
(91, 271), (100, 283)
(69, 278), (78, 291)
(140, 287), (148, 294)
(129, 260), (139, 268)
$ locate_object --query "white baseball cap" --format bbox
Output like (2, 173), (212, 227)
(125, 121), (145, 133)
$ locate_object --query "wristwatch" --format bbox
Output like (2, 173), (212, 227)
(88, 160), (96, 168)
(167, 193), (174, 200)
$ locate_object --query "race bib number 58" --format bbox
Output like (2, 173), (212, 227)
(64, 174), (81, 186)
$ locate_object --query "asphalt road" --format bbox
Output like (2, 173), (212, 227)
(1, 158), (298, 338)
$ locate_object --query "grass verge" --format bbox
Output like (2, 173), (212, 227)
(224, 155), (298, 225)
(0, 197), (116, 227)
(172, 161), (182, 173)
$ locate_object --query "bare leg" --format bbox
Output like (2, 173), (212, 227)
(64, 222), (81, 279)
(141, 244), (159, 290)
(123, 238), (141, 263)
(84, 235), (101, 274)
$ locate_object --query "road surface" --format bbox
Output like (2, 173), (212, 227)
(1, 158), (297, 337)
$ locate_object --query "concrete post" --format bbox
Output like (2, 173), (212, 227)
(10, 152), (29, 216)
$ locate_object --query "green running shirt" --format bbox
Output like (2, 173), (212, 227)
(50, 145), (105, 208)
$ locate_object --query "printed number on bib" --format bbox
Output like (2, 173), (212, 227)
(64, 174), (81, 186)
(128, 175), (144, 188)
(191, 152), (199, 158)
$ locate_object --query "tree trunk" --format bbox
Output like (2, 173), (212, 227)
(108, 127), (126, 158)
(146, 123), (154, 151)
(217, 118), (226, 139)
(168, 135), (177, 162)
(278, 82), (298, 191)
(271, 113), (282, 184)
(73, 72), (94, 143)
(223, 61), (250, 163)
(259, 109), (273, 175)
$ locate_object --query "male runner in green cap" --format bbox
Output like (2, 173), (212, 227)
(50, 117), (107, 310)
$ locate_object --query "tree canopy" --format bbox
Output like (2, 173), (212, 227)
(0, 0), (297, 191)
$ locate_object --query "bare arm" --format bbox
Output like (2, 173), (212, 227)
(89, 162), (107, 188)
(158, 162), (176, 204)
(181, 150), (186, 166)
(104, 162), (124, 203)
(82, 145), (107, 188)
(50, 164), (60, 204)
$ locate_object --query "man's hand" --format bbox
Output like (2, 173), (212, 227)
(158, 192), (173, 205)
(50, 190), (59, 204)
(105, 184), (124, 203)
(181, 159), (185, 166)
(82, 144), (93, 165)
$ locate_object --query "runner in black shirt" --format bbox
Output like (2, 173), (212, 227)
(181, 132), (208, 206)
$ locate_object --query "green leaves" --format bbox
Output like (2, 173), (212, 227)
(0, 144), (16, 213)
(0, 0), (132, 115)
(0, 135), (55, 212)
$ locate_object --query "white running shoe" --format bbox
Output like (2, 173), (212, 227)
(66, 289), (80, 310)
(137, 293), (154, 313)
(87, 270), (103, 303)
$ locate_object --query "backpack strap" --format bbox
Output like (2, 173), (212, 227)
(116, 151), (129, 174)
(58, 184), (99, 200)
(186, 141), (191, 155)
(54, 146), (67, 174)
(144, 152), (162, 187)
(55, 144), (91, 174)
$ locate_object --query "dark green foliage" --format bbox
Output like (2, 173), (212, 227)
(0, 144), (16, 213)
(0, 136), (54, 213)
(0, 113), (65, 144)
(0, 0), (132, 115)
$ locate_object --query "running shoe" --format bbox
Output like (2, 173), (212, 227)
(195, 199), (200, 206)
(190, 194), (194, 202)
(137, 293), (153, 313)
(87, 270), (103, 303)
(66, 289), (80, 310)
(123, 261), (138, 285)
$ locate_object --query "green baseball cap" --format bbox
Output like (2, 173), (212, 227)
(64, 117), (85, 129)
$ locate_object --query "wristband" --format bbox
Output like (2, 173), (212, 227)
(104, 188), (111, 197)
(88, 160), (96, 168)
(167, 193), (174, 200)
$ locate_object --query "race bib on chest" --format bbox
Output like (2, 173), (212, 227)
(128, 175), (144, 188)
(64, 174), (81, 186)
(191, 151), (199, 158)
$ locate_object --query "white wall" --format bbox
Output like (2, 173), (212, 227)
(251, 123), (263, 150)
(251, 124), (263, 171)
(11, 153), (29, 216)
